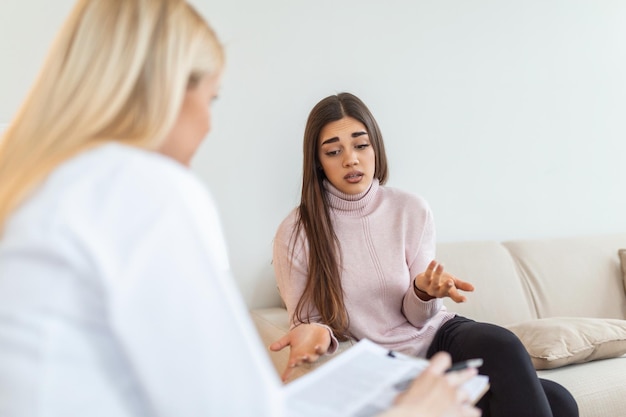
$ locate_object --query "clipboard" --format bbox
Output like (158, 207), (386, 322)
(284, 338), (490, 416)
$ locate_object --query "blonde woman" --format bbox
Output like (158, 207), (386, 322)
(0, 1), (479, 416)
(0, 1), (283, 415)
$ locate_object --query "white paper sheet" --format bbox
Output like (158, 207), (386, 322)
(284, 339), (489, 417)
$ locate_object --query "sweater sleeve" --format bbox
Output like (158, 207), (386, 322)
(401, 199), (446, 328)
(272, 213), (339, 353)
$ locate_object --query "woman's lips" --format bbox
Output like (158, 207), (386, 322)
(344, 171), (363, 183)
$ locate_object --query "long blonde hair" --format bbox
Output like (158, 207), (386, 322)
(0, 0), (224, 230)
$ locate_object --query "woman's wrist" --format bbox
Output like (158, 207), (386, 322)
(413, 280), (435, 301)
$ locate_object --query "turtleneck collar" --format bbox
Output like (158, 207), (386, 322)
(324, 178), (380, 216)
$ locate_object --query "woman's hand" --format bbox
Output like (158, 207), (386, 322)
(387, 352), (481, 417)
(269, 323), (332, 382)
(414, 260), (475, 303)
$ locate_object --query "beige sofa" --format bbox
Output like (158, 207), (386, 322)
(251, 233), (626, 417)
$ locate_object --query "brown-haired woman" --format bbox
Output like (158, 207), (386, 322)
(271, 92), (579, 417)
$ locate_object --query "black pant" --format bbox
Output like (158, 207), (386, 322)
(427, 316), (579, 417)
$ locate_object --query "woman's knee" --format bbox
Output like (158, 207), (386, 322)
(474, 323), (528, 359)
(540, 379), (579, 417)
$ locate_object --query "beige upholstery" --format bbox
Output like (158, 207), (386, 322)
(437, 241), (536, 325)
(505, 317), (626, 369)
(537, 358), (626, 417)
(251, 233), (626, 417)
(503, 235), (626, 319)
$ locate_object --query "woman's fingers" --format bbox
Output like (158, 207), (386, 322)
(417, 261), (476, 303)
(282, 343), (326, 379)
(425, 259), (438, 275)
(418, 261), (442, 295)
(276, 324), (330, 381)
(314, 344), (327, 355)
(426, 351), (452, 374)
(282, 352), (322, 382)
(281, 365), (295, 382)
(447, 286), (467, 303)
(445, 367), (478, 388)
(454, 277), (475, 292)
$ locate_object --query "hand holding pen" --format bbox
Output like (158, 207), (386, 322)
(445, 358), (483, 373)
(386, 352), (482, 417)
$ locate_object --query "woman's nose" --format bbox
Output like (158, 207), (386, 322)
(343, 150), (358, 167)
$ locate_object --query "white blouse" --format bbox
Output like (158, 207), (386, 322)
(0, 144), (283, 417)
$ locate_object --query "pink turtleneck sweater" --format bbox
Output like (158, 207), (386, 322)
(273, 179), (455, 358)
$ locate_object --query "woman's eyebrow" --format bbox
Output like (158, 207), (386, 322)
(321, 131), (368, 146)
(321, 137), (339, 146)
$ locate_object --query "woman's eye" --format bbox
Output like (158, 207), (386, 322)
(356, 143), (370, 150)
(325, 150), (341, 156)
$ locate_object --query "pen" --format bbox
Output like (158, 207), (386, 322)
(445, 358), (483, 373)
(392, 358), (483, 391)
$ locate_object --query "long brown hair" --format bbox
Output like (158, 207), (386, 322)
(292, 92), (389, 340)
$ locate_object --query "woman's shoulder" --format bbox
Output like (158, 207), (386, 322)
(5, 143), (222, 267)
(379, 185), (431, 212)
(62, 143), (207, 203)
(17, 143), (215, 234)
(274, 207), (299, 239)
(95, 143), (202, 190)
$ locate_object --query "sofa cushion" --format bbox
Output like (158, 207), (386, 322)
(437, 241), (536, 326)
(537, 357), (626, 417)
(503, 235), (626, 319)
(506, 317), (626, 370)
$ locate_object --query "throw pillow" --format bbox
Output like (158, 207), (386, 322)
(506, 317), (626, 370)
(618, 249), (626, 293)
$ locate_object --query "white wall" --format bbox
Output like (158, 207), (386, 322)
(3, 1), (626, 308)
